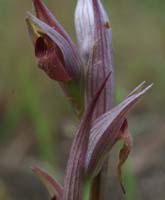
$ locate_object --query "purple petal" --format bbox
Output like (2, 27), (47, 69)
(85, 84), (153, 178)
(62, 73), (111, 200)
(32, 166), (63, 199)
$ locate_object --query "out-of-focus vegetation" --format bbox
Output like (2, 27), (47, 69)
(0, 0), (164, 199)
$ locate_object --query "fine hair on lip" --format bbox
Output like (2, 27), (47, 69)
(35, 36), (48, 58)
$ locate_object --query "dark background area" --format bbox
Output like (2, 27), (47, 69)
(0, 0), (164, 199)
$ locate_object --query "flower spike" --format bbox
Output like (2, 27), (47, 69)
(26, 0), (153, 199)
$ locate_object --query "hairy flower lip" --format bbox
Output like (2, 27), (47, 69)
(35, 36), (47, 58)
(35, 33), (65, 65)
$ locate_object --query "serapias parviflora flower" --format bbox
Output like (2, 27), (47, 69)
(26, 0), (84, 114)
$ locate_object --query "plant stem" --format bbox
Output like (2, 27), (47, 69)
(90, 158), (111, 200)
(90, 174), (101, 200)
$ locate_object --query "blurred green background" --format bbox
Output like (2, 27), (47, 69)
(0, 0), (164, 199)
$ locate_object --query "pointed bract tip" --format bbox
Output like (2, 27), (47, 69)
(128, 81), (146, 97)
(128, 82), (153, 99)
(140, 83), (154, 95)
(32, 166), (63, 198)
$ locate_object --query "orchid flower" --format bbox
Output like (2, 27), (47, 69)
(26, 0), (84, 114)
(26, 0), (153, 200)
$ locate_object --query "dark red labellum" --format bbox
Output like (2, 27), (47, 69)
(34, 34), (71, 82)
(35, 37), (48, 57)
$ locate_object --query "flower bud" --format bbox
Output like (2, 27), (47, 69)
(76, 0), (114, 119)
(75, 0), (95, 60)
